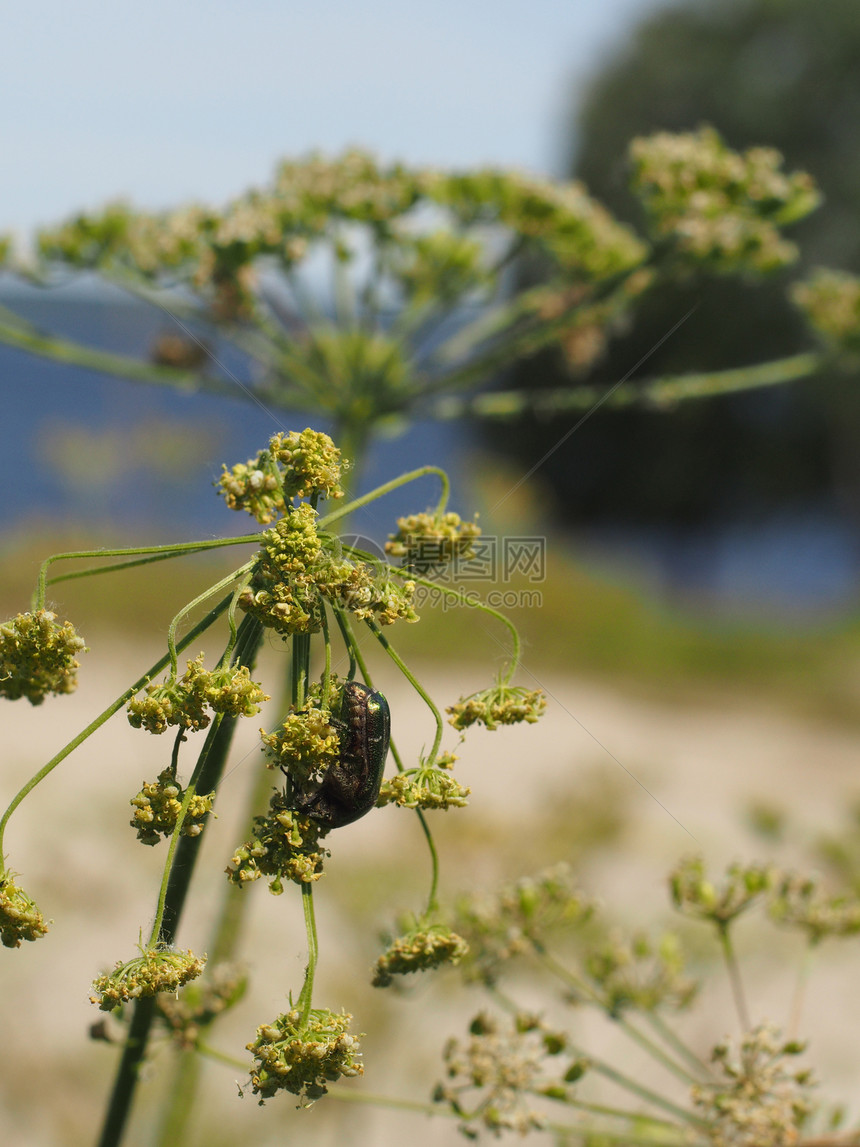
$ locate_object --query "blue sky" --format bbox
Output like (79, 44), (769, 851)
(6, 0), (658, 239)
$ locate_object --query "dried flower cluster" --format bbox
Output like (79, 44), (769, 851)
(670, 856), (776, 927)
(769, 871), (860, 944)
(455, 865), (595, 985)
(692, 1025), (814, 1147)
(156, 962), (248, 1050)
(434, 1012), (571, 1138)
(584, 930), (698, 1016)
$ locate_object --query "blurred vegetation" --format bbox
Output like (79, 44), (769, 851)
(492, 0), (860, 535)
(6, 509), (859, 726)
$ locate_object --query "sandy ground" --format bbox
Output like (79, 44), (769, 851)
(2, 638), (859, 1145)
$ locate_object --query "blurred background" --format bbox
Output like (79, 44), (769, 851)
(4, 1), (860, 1145)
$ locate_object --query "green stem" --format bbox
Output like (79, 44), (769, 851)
(291, 633), (310, 709)
(415, 809), (440, 916)
(645, 1012), (712, 1081)
(430, 352), (822, 420)
(560, 1042), (705, 1129)
(718, 923), (751, 1032)
(318, 465), (450, 531)
(154, 681), (286, 1147)
(541, 1092), (684, 1129)
(788, 942), (816, 1040)
(487, 986), (706, 1130)
(330, 607), (438, 914)
(365, 620), (444, 762)
(0, 318), (238, 397)
(219, 576), (251, 667)
(45, 547), (227, 588)
(147, 715), (225, 946)
(387, 737), (407, 773)
(166, 561), (256, 674)
(533, 946), (702, 1086)
(330, 604), (358, 681)
(322, 1087), (698, 1144)
(388, 567), (522, 683)
(96, 998), (158, 1147)
(34, 537), (259, 609)
(320, 606), (333, 704)
(193, 1042), (245, 1070)
(296, 882), (320, 1024)
(0, 595), (233, 866)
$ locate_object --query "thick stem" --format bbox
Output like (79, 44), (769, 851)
(154, 682), (285, 1147)
(95, 998), (158, 1147)
(95, 615), (263, 1147)
(147, 715), (225, 947)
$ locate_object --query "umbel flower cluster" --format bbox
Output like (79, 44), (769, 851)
(0, 875), (49, 948)
(247, 1007), (364, 1105)
(31, 151), (647, 329)
(129, 770), (215, 846)
(128, 656), (269, 734)
(792, 269), (860, 358)
(12, 128), (826, 416)
(630, 126), (820, 273)
(226, 791), (331, 891)
(435, 1011), (570, 1138)
(237, 502), (417, 635)
(385, 510), (481, 572)
(91, 947), (206, 1012)
(0, 422), (554, 1124)
(0, 609), (87, 704)
(447, 684), (547, 731)
(217, 429), (347, 524)
(372, 924), (469, 987)
(691, 1025), (814, 1147)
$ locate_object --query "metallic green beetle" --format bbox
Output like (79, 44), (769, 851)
(293, 681), (390, 828)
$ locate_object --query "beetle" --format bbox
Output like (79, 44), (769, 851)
(293, 681), (390, 828)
